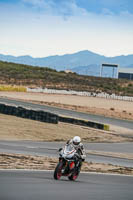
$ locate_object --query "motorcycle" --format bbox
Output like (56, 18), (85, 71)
(54, 144), (81, 181)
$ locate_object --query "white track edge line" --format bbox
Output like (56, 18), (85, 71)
(0, 169), (132, 177)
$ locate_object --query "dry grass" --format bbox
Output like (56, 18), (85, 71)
(0, 85), (26, 92)
(0, 114), (132, 142)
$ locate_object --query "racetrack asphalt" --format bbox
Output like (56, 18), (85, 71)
(0, 170), (133, 200)
(0, 141), (133, 167)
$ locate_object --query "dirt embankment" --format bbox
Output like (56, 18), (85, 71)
(0, 114), (132, 142)
(0, 153), (133, 176)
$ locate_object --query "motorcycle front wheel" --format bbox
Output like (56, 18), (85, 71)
(68, 170), (79, 181)
(54, 162), (63, 180)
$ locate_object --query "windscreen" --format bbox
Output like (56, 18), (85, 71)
(65, 144), (75, 153)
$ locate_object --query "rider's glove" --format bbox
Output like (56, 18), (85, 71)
(58, 148), (62, 152)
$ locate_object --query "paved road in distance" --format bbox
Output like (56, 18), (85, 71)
(0, 170), (133, 200)
(1, 141), (133, 153)
(0, 97), (133, 129)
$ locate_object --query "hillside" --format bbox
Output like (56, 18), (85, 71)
(0, 50), (133, 77)
(0, 61), (133, 96)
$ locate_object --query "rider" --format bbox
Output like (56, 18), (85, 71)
(60, 136), (86, 171)
(67, 136), (86, 158)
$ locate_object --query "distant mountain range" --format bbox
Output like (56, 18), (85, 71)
(0, 50), (133, 77)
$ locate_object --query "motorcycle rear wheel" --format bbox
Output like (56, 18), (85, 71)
(54, 162), (63, 180)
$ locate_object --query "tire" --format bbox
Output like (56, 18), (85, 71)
(54, 162), (63, 180)
(68, 170), (79, 181)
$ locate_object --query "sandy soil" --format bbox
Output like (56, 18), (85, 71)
(0, 114), (132, 142)
(0, 153), (133, 175)
(87, 150), (133, 160)
(0, 92), (133, 121)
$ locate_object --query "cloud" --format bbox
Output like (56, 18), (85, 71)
(77, 0), (133, 15)
(21, 0), (133, 21)
(22, 0), (53, 12)
(21, 0), (87, 18)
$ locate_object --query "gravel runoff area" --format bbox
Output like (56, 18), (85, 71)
(0, 153), (133, 176)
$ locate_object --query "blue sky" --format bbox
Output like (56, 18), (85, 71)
(0, 0), (133, 57)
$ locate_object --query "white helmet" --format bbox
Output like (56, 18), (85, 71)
(73, 136), (81, 146)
